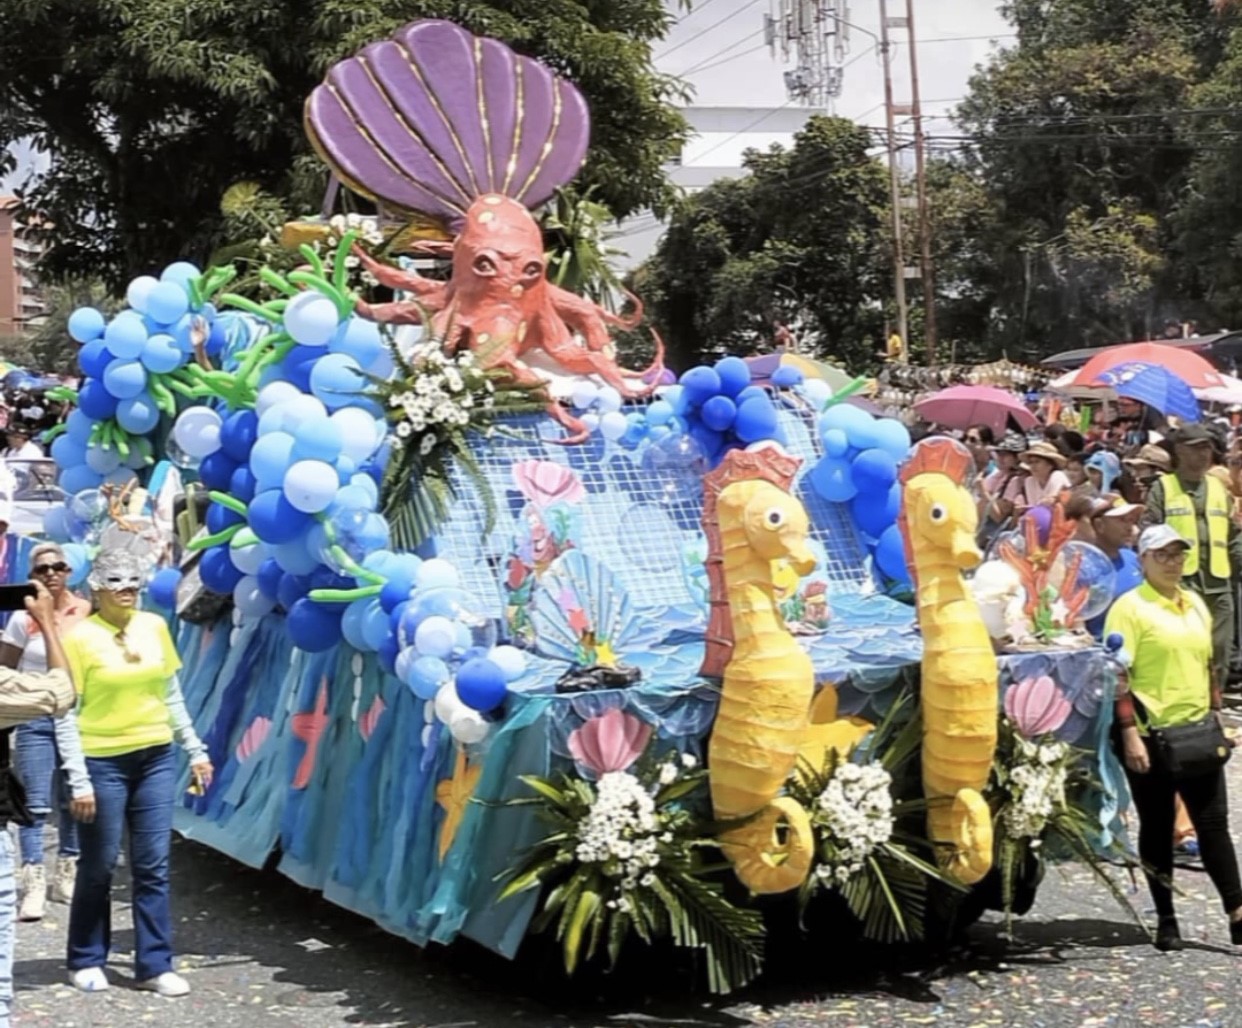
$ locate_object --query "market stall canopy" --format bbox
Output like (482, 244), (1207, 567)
(1069, 342), (1223, 390)
(912, 385), (1038, 434)
(1094, 362), (1200, 422)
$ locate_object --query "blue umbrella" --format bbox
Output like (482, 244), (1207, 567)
(1093, 361), (1201, 422)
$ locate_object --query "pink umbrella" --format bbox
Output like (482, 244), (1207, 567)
(913, 385), (1038, 435)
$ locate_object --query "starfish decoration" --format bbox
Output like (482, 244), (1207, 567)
(290, 678), (330, 790)
(567, 607), (590, 634)
(434, 747), (484, 862)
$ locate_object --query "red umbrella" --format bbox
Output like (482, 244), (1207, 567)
(1070, 342), (1223, 390)
(913, 385), (1038, 435)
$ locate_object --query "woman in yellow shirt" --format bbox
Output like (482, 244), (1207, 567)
(62, 550), (212, 997)
(1105, 524), (1242, 951)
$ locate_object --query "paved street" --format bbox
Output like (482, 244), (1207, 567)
(11, 735), (1242, 1028)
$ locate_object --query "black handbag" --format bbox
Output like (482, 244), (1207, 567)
(1150, 715), (1233, 781)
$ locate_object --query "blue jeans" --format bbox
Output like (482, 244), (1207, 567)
(0, 831), (14, 1026)
(14, 717), (79, 864)
(68, 745), (175, 981)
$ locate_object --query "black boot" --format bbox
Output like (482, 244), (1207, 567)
(1156, 915), (1185, 952)
(1230, 917), (1242, 946)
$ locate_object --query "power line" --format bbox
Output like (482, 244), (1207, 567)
(668, 0), (725, 27)
(683, 42), (769, 77)
(690, 100), (797, 164)
(654, 0), (765, 61)
(676, 27), (765, 76)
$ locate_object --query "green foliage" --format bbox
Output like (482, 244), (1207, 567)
(0, 0), (689, 290)
(639, 116), (890, 371)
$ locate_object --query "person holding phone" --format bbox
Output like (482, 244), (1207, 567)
(0, 579), (74, 1028)
(62, 549), (212, 998)
(0, 544), (91, 922)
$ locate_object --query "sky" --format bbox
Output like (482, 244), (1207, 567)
(662, 0), (1014, 166)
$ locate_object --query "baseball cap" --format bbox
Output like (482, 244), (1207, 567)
(1171, 422), (1213, 446)
(1137, 524), (1191, 557)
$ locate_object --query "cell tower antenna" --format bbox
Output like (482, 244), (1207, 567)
(768, 1), (850, 109)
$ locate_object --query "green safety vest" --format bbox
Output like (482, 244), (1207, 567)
(1161, 472), (1230, 579)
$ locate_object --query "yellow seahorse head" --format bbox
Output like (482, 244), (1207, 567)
(903, 472), (982, 573)
(726, 481), (817, 576)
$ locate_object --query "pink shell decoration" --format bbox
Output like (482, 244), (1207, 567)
(359, 696), (386, 742)
(235, 716), (272, 763)
(568, 708), (652, 776)
(1004, 675), (1072, 738)
(512, 461), (585, 509)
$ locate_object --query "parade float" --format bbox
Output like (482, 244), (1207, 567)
(32, 20), (1135, 992)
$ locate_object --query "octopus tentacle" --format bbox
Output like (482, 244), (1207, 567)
(491, 356), (590, 444)
(352, 246), (446, 304)
(546, 293), (665, 395)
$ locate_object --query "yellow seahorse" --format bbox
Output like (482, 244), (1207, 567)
(897, 437), (998, 885)
(701, 445), (820, 894)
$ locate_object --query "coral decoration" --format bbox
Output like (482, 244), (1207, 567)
(235, 716), (272, 763)
(435, 747), (484, 862)
(308, 19), (665, 443)
(898, 437), (998, 885)
(568, 708), (653, 776)
(358, 696), (386, 742)
(1004, 676), (1072, 739)
(997, 503), (1092, 638)
(512, 461), (586, 509)
(290, 679), (331, 790)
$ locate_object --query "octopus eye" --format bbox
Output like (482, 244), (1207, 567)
(472, 254), (497, 276)
(929, 504), (947, 524)
(523, 261), (543, 278)
(764, 507), (785, 528)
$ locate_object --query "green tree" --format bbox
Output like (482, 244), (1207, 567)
(0, 280), (115, 375)
(0, 0), (690, 290)
(640, 116), (890, 371)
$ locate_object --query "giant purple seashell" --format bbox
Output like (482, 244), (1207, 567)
(1004, 674), (1072, 738)
(306, 19), (591, 227)
(568, 708), (652, 776)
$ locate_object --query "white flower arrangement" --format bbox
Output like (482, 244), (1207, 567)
(1000, 735), (1070, 841)
(575, 770), (663, 890)
(810, 761), (895, 886)
(386, 349), (495, 453)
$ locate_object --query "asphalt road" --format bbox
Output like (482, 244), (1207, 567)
(11, 734), (1242, 1028)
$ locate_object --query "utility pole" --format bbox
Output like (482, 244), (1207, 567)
(903, 0), (936, 367)
(877, 0), (909, 362)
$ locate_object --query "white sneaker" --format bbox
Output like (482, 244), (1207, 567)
(70, 967), (109, 992)
(51, 856), (76, 904)
(136, 971), (190, 997)
(18, 864), (46, 922)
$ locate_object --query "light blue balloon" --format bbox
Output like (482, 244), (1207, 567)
(42, 506), (73, 543)
(125, 276), (159, 314)
(290, 416), (343, 464)
(309, 353), (366, 409)
(361, 601), (391, 651)
(62, 543), (91, 588)
(366, 346), (395, 380)
(331, 484), (376, 513)
(68, 307), (106, 344)
(350, 473), (379, 506)
(102, 359), (147, 399)
(406, 655), (449, 700)
(103, 311), (148, 359)
(272, 538), (320, 576)
(416, 558), (461, 591)
(50, 434), (87, 470)
(58, 464), (103, 496)
(357, 512), (390, 553)
(341, 598), (372, 651)
(414, 616), (456, 659)
(284, 291), (340, 347)
(809, 456), (857, 503)
(819, 403), (872, 440)
(116, 393), (161, 435)
(84, 444), (122, 475)
(65, 410), (94, 445)
(871, 418), (912, 462)
(249, 432), (295, 490)
(330, 318), (384, 368)
(822, 427), (849, 458)
(146, 281), (189, 324)
(102, 468), (138, 489)
(139, 333), (183, 374)
(329, 407), (379, 464)
(646, 400), (674, 426)
(160, 261), (202, 290)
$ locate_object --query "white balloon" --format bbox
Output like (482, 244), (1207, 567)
(229, 537), (268, 575)
(434, 681), (466, 724)
(420, 724), (435, 749)
(331, 406), (380, 463)
(489, 645), (528, 683)
(256, 381), (301, 416)
(596, 386), (622, 413)
(599, 411), (628, 441)
(570, 382), (599, 410)
(173, 406), (223, 459)
(449, 710), (490, 745)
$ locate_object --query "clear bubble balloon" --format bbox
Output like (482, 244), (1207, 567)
(399, 587), (496, 657)
(1049, 541), (1117, 623)
(641, 432), (709, 507)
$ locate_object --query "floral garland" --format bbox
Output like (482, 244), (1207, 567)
(499, 709), (764, 994)
(375, 334), (546, 551)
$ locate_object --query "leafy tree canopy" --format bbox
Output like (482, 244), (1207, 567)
(0, 0), (690, 289)
(640, 116), (890, 371)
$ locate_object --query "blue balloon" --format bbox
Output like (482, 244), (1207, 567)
(680, 366), (722, 406)
(713, 356), (752, 397)
(148, 568), (182, 609)
(290, 417), (343, 464)
(734, 396), (779, 443)
(875, 524), (910, 585)
(456, 658), (508, 712)
(810, 456), (857, 503)
(380, 579), (412, 614)
(85, 444), (122, 475)
(230, 466), (258, 503)
(218, 409), (259, 464)
(103, 311), (148, 359)
(851, 483), (901, 538)
(248, 490), (312, 544)
(206, 318), (228, 357)
(378, 637), (400, 676)
(65, 410), (94, 444)
(146, 281), (190, 324)
(78, 380), (118, 420)
(200, 546), (244, 594)
(847, 414), (886, 452)
(822, 428), (849, 458)
(771, 366), (804, 388)
(139, 333), (183, 374)
(280, 344), (320, 393)
(68, 307), (106, 344)
(58, 464), (103, 495)
(102, 359), (147, 400)
(276, 573), (311, 610)
(116, 393), (161, 435)
(198, 451), (238, 492)
(701, 395), (737, 432)
(735, 385), (767, 406)
(309, 353), (366, 409)
(271, 539), (320, 576)
(819, 403), (873, 442)
(205, 500), (243, 536)
(871, 418), (912, 463)
(257, 558), (283, 601)
(286, 598), (343, 653)
(330, 318), (384, 368)
(851, 448), (898, 493)
(160, 261), (201, 290)
(284, 292), (340, 347)
(341, 598), (373, 650)
(406, 655), (449, 700)
(361, 601), (391, 651)
(78, 338), (112, 379)
(249, 432), (295, 490)
(646, 400), (674, 427)
(50, 435), (87, 470)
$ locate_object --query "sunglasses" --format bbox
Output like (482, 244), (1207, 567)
(31, 562), (69, 575)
